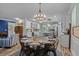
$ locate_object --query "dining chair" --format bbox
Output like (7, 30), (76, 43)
(49, 39), (59, 56)
(19, 41), (27, 56)
(43, 39), (59, 56)
(19, 37), (33, 56)
(43, 43), (52, 56)
(33, 46), (40, 56)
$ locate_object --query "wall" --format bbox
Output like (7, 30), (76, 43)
(72, 3), (79, 27)
(71, 35), (79, 56)
(71, 3), (79, 56)
(76, 4), (79, 26)
(72, 4), (76, 27)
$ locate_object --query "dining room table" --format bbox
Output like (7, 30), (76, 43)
(20, 36), (57, 56)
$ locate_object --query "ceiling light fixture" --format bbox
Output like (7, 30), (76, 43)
(33, 3), (46, 22)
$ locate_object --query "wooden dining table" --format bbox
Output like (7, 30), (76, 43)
(21, 36), (56, 46)
(20, 36), (57, 56)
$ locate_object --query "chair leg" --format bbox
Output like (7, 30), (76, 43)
(52, 49), (57, 56)
(20, 48), (26, 56)
(19, 48), (23, 56)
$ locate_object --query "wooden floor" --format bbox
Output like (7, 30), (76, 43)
(60, 45), (71, 56)
(0, 44), (71, 56)
(0, 44), (21, 56)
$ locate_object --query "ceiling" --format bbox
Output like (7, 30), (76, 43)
(0, 3), (72, 20)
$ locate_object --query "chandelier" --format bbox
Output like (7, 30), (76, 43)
(33, 3), (46, 22)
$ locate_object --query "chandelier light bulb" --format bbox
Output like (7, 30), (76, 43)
(33, 3), (46, 22)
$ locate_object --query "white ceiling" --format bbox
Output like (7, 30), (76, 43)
(0, 3), (72, 20)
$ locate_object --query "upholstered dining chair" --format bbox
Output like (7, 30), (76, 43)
(19, 36), (30, 55)
(19, 37), (33, 56)
(43, 39), (59, 56)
